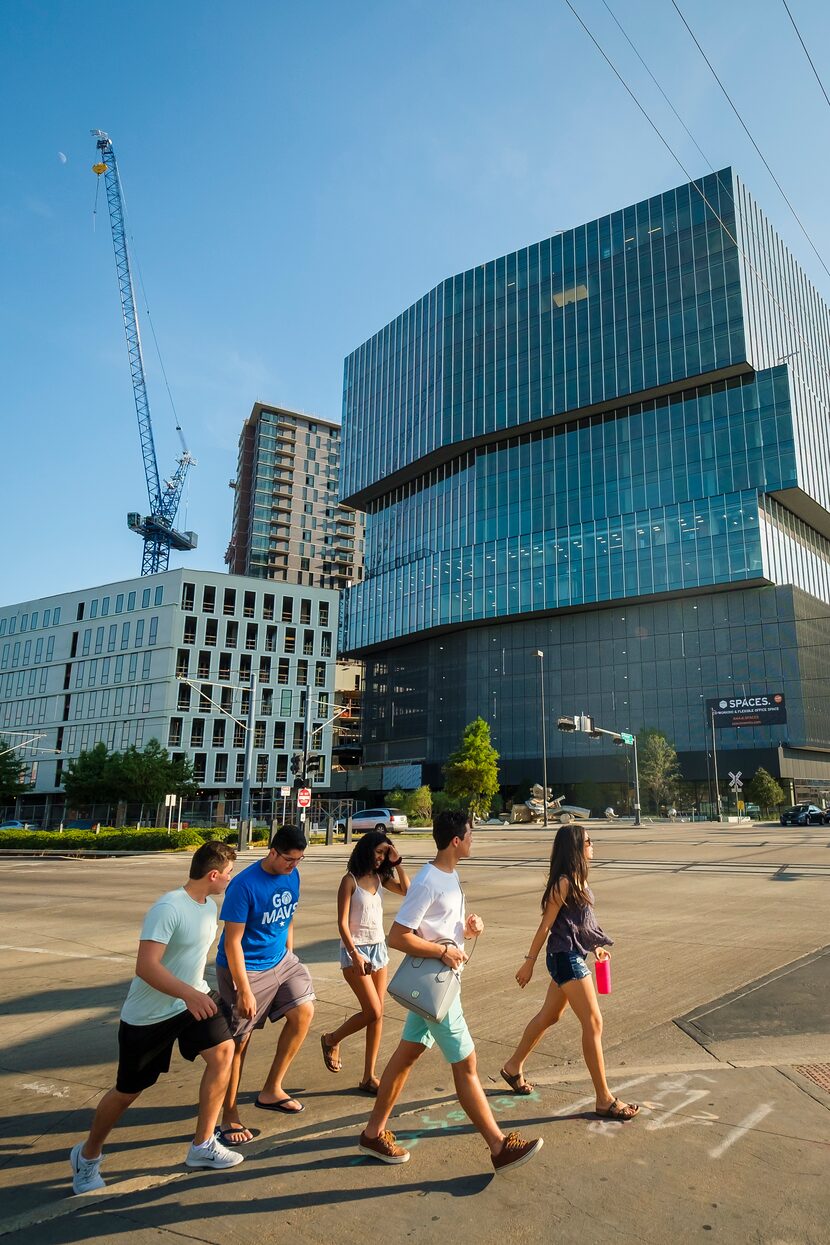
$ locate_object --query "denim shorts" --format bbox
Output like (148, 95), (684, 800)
(339, 941), (390, 971)
(547, 950), (591, 986)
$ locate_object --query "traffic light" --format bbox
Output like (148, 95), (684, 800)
(557, 716), (577, 732)
(289, 753), (303, 776)
(306, 753), (324, 775)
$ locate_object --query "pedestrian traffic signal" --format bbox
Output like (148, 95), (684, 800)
(557, 716), (577, 732)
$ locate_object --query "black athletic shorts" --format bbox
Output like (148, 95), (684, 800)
(115, 992), (233, 1094)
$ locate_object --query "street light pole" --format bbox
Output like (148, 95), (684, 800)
(239, 672), (257, 849)
(710, 707), (722, 822)
(535, 650), (548, 828)
(632, 734), (642, 827)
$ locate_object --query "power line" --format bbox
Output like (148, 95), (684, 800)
(561, 0), (830, 423)
(669, 0), (830, 284)
(781, 0), (830, 111)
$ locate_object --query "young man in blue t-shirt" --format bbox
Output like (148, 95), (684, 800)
(215, 823), (315, 1144)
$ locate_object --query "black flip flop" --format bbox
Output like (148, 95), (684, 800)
(254, 1096), (305, 1114)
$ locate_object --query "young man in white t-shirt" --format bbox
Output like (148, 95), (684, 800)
(359, 811), (543, 1173)
(69, 841), (244, 1194)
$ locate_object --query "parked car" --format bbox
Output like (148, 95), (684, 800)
(0, 820), (30, 830)
(338, 807), (409, 835)
(779, 804), (829, 826)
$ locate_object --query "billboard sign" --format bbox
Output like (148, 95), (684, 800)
(706, 694), (786, 729)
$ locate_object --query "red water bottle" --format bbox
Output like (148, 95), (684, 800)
(595, 951), (612, 994)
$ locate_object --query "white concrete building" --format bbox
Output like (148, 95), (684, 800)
(0, 569), (338, 820)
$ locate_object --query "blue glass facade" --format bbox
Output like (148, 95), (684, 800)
(341, 168), (830, 793)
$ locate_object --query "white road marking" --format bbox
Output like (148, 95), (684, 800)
(708, 1103), (774, 1158)
(0, 943), (128, 962)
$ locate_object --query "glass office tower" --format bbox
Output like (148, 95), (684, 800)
(340, 169), (830, 802)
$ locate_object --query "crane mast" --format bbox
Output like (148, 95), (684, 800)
(91, 129), (197, 575)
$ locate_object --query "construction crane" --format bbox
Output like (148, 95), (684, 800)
(91, 129), (197, 575)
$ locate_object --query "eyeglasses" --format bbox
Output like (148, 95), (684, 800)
(276, 850), (305, 863)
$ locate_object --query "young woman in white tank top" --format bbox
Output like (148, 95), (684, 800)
(321, 830), (409, 1094)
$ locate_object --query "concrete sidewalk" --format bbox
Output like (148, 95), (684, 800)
(1, 826), (828, 1242)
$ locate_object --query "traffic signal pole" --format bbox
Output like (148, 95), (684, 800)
(557, 713), (641, 825)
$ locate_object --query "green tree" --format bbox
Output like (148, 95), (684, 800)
(62, 742), (124, 807)
(0, 739), (31, 803)
(121, 740), (197, 806)
(744, 767), (785, 815)
(637, 729), (681, 811)
(443, 717), (500, 819)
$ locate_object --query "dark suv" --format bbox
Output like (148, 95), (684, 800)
(779, 804), (829, 826)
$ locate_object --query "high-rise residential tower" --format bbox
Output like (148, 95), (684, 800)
(227, 403), (364, 590)
(340, 168), (830, 805)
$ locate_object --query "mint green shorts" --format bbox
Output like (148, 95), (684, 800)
(401, 994), (475, 1064)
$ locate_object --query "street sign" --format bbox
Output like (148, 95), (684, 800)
(229, 817), (238, 830)
(728, 771), (743, 792)
(707, 694), (786, 728)
(279, 786), (291, 798)
(297, 787), (312, 808)
(620, 732), (634, 746)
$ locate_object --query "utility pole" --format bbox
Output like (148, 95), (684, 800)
(239, 672), (258, 848)
(299, 689), (313, 828)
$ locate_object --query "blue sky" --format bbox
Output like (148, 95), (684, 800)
(2, 0), (829, 604)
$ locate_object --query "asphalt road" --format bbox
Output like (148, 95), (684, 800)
(0, 823), (828, 1244)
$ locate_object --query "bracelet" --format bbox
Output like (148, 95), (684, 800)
(524, 954), (536, 960)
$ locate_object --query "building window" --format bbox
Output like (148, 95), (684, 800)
(168, 718), (183, 747)
(148, 617), (158, 644)
(120, 622), (130, 650)
(281, 596), (293, 622)
(318, 602), (329, 627)
(235, 754), (246, 783)
(115, 594), (124, 614)
(245, 623), (258, 650)
(321, 631), (332, 656)
(219, 652), (232, 681)
(233, 722), (245, 749)
(205, 618), (218, 647)
(154, 586), (164, 606)
(193, 753), (206, 783)
(244, 591), (256, 618)
(300, 599), (312, 624)
(280, 689), (292, 716)
(263, 593), (275, 621)
(134, 619), (145, 646)
(214, 753), (228, 783)
(127, 591), (136, 611)
(212, 719), (226, 747)
(190, 719), (205, 747)
(277, 658), (290, 685)
(143, 588), (151, 609)
(197, 650), (211, 679)
(272, 721), (286, 748)
(182, 583), (195, 611)
(202, 585), (216, 614)
(177, 683), (191, 710)
(223, 587), (236, 616)
(284, 627), (296, 654)
(297, 660), (308, 686)
(314, 661), (326, 687)
(292, 722), (304, 750)
(225, 620), (238, 649)
(107, 624), (117, 653)
(199, 683), (213, 712)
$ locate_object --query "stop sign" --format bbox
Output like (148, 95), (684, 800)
(297, 787), (312, 808)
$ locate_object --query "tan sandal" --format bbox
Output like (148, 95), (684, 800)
(595, 1097), (639, 1120)
(500, 1067), (534, 1096)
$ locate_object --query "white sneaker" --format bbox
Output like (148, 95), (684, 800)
(185, 1135), (245, 1170)
(70, 1142), (106, 1194)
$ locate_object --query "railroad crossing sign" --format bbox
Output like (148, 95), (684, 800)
(728, 771), (743, 792)
(297, 787), (312, 808)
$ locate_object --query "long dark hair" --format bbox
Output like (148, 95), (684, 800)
(347, 830), (395, 882)
(541, 824), (591, 911)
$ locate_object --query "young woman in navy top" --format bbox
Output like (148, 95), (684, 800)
(501, 823), (639, 1121)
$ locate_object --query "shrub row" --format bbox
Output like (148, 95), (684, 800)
(0, 827), (205, 852)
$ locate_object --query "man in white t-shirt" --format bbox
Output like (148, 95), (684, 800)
(69, 842), (244, 1194)
(359, 811), (543, 1173)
